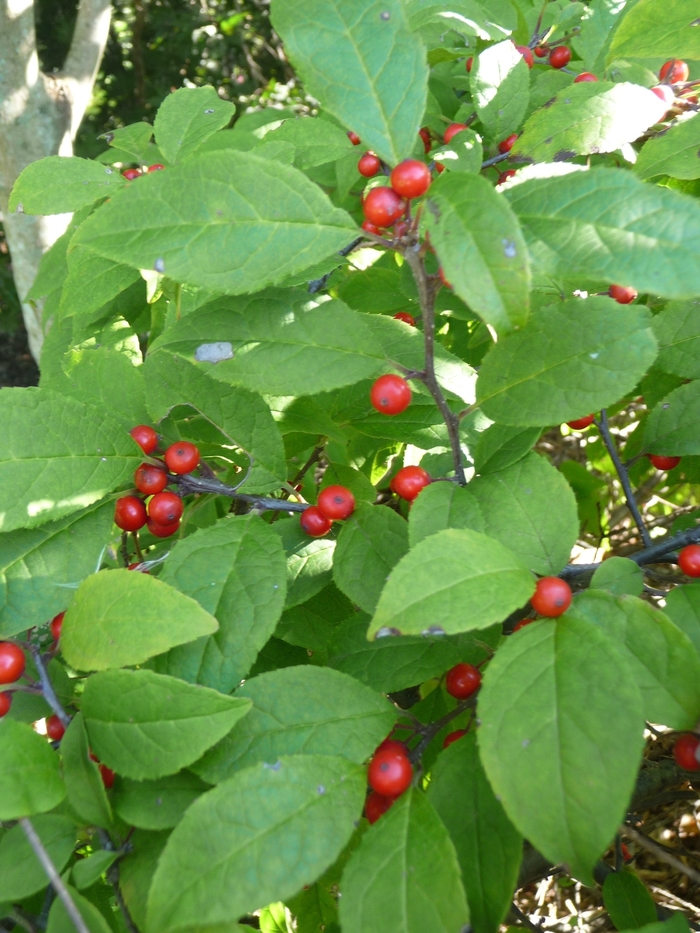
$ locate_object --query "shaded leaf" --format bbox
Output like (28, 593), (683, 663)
(113, 771), (210, 831)
(60, 713), (113, 829)
(635, 114), (700, 181)
(0, 815), (75, 901)
(603, 871), (657, 931)
(9, 157), (125, 214)
(0, 719), (65, 819)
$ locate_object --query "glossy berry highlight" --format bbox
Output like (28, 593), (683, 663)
(363, 187), (406, 227)
(130, 424), (158, 454)
(659, 59), (689, 84)
(445, 663), (482, 700)
(114, 496), (147, 532)
(549, 46), (571, 69)
(300, 506), (332, 538)
(673, 733), (700, 771)
(390, 466), (431, 501)
(678, 544), (700, 577)
(358, 152), (381, 177)
(135, 463), (168, 495)
(390, 159), (431, 199)
(368, 746), (413, 797)
(318, 485), (355, 521)
(531, 577), (572, 617)
(370, 375), (412, 415)
(0, 642), (25, 684)
(164, 441), (200, 474)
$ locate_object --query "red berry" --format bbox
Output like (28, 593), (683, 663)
(368, 747), (413, 797)
(300, 506), (332, 538)
(515, 45), (534, 68)
(621, 843), (633, 863)
(443, 729), (467, 749)
(651, 85), (675, 108)
(146, 517), (180, 538)
(370, 375), (412, 415)
(122, 169), (140, 180)
(361, 220), (383, 236)
(50, 611), (65, 642)
(498, 134), (518, 154)
(134, 463), (168, 495)
(147, 163), (165, 172)
(130, 425), (158, 455)
(46, 715), (65, 741)
(438, 267), (452, 289)
(347, 131), (361, 146)
(466, 57), (473, 72)
(445, 663), (482, 700)
(164, 441), (200, 474)
(444, 123), (467, 144)
(649, 454), (681, 471)
(376, 738), (407, 755)
(393, 312), (415, 326)
(609, 284), (638, 304)
(100, 764), (116, 789)
(513, 618), (535, 633)
(659, 59), (689, 84)
(574, 72), (598, 83)
(114, 496), (147, 532)
(128, 563), (150, 573)
(318, 485), (355, 521)
(0, 692), (11, 717)
(419, 127), (431, 153)
(390, 159), (431, 199)
(391, 466), (431, 501)
(549, 46), (571, 69)
(531, 577), (572, 617)
(673, 733), (700, 770)
(147, 491), (183, 526)
(358, 152), (381, 177)
(435, 162), (445, 174)
(497, 170), (517, 185)
(566, 414), (595, 430)
(365, 791), (394, 824)
(363, 187), (406, 227)
(535, 46), (548, 58)
(0, 643), (25, 684)
(678, 544), (700, 577)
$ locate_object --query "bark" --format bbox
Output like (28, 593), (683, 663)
(0, 0), (112, 362)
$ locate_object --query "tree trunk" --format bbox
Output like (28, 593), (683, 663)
(0, 0), (112, 363)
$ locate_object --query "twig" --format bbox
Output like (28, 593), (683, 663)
(408, 696), (476, 763)
(623, 823), (700, 886)
(290, 443), (325, 487)
(7, 910), (38, 933)
(482, 152), (511, 169)
(509, 901), (544, 932)
(172, 473), (307, 512)
(596, 410), (652, 547)
(307, 236), (366, 293)
(27, 646), (71, 728)
(19, 818), (91, 933)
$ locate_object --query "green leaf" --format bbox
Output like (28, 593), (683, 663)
(332, 504), (409, 613)
(652, 300), (700, 380)
(368, 528), (534, 638)
(405, 0), (515, 40)
(0, 387), (141, 532)
(120, 831), (170, 932)
(46, 884), (112, 933)
(102, 122), (154, 161)
(603, 871), (657, 931)
(615, 912), (690, 933)
(72, 849), (119, 890)
(568, 590), (700, 729)
(476, 298), (657, 426)
(473, 424), (541, 475)
(590, 557), (644, 597)
(193, 665), (396, 783)
(572, 0), (630, 71)
(61, 569), (219, 671)
(266, 118), (354, 169)
(275, 583), (353, 653)
(83, 668), (251, 780)
(477, 616), (645, 884)
(71, 150), (356, 294)
(154, 86), (235, 164)
(635, 114), (700, 181)
(408, 482), (484, 548)
(432, 128), (483, 174)
(513, 83), (667, 163)
(339, 789), (469, 933)
(428, 734), (522, 933)
(0, 815), (75, 901)
(270, 0), (427, 166)
(0, 499), (113, 638)
(0, 719), (65, 819)
(60, 713), (113, 828)
(469, 452), (579, 575)
(644, 381), (700, 455)
(276, 517), (336, 609)
(423, 172), (531, 334)
(146, 755), (365, 933)
(608, 0), (700, 60)
(57, 248), (142, 323)
(505, 168), (700, 299)
(663, 584), (700, 657)
(9, 156), (125, 214)
(143, 352), (286, 492)
(471, 40), (530, 140)
(113, 771), (210, 831)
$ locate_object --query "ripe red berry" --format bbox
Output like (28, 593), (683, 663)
(609, 284), (638, 304)
(300, 506), (332, 538)
(100, 764), (116, 789)
(365, 791), (394, 824)
(549, 46), (571, 69)
(574, 72), (598, 83)
(445, 663), (482, 700)
(514, 45), (534, 68)
(370, 374), (412, 415)
(435, 162), (445, 174)
(673, 733), (700, 770)
(164, 441), (200, 474)
(390, 159), (431, 199)
(46, 715), (65, 741)
(368, 747), (413, 797)
(122, 169), (140, 180)
(419, 127), (431, 153)
(390, 465), (431, 501)
(130, 425), (158, 455)
(128, 563), (150, 573)
(497, 170), (517, 185)
(513, 617), (535, 633)
(534, 45), (548, 58)
(393, 312), (415, 326)
(651, 85), (675, 108)
(147, 491), (184, 526)
(134, 463), (168, 495)
(318, 485), (355, 521)
(438, 267), (452, 289)
(659, 59), (689, 84)
(0, 643), (25, 684)
(50, 611), (65, 642)
(531, 577), (572, 617)
(376, 738), (407, 755)
(0, 692), (11, 717)
(466, 57), (473, 72)
(444, 123), (467, 144)
(363, 187), (406, 227)
(361, 220), (383, 236)
(147, 163), (165, 172)
(678, 544), (700, 577)
(649, 454), (681, 471)
(443, 729), (467, 749)
(498, 134), (518, 154)
(114, 496), (147, 532)
(347, 131), (361, 146)
(146, 517), (180, 539)
(620, 843), (633, 863)
(358, 152), (381, 177)
(567, 414), (595, 430)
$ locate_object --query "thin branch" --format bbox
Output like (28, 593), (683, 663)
(482, 152), (511, 169)
(408, 696), (477, 763)
(622, 823), (700, 886)
(19, 819), (91, 933)
(597, 410), (652, 547)
(172, 474), (307, 512)
(290, 444), (325, 487)
(561, 523), (700, 580)
(27, 646), (71, 728)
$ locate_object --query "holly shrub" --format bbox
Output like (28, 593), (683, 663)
(2, 1), (700, 932)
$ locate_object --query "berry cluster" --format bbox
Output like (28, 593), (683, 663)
(365, 738), (413, 823)
(300, 485), (356, 538)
